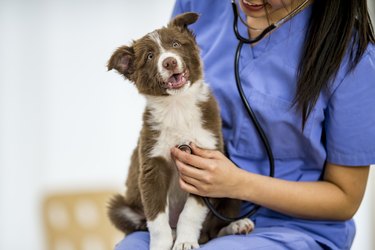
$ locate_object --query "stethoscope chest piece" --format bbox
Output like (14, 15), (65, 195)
(177, 144), (193, 154)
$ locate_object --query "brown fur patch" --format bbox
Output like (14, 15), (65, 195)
(199, 94), (224, 153)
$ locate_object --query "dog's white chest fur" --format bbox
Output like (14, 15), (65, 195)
(146, 80), (217, 160)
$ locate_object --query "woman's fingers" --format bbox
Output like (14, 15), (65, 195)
(179, 173), (211, 196)
(190, 143), (218, 159)
(175, 159), (208, 183)
(179, 176), (200, 195)
(171, 147), (210, 170)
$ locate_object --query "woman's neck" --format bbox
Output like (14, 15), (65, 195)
(246, 0), (309, 39)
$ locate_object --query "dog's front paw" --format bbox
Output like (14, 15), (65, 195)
(172, 241), (199, 250)
(228, 218), (255, 235)
(218, 218), (255, 237)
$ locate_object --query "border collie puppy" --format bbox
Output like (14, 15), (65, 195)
(107, 12), (254, 250)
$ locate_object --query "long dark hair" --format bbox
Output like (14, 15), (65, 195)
(294, 0), (375, 126)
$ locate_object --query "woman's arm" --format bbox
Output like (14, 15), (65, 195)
(170, 143), (370, 221)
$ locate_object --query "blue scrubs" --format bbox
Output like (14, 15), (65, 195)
(116, 1), (375, 249)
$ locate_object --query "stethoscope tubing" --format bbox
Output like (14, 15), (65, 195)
(234, 41), (276, 181)
(203, 40), (275, 222)
(202, 0), (281, 223)
(231, 0), (276, 44)
(203, 0), (311, 223)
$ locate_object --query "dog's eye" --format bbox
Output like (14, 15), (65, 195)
(172, 41), (181, 48)
(147, 52), (153, 61)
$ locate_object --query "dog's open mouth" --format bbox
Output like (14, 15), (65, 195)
(165, 71), (189, 89)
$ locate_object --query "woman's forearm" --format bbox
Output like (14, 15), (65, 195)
(236, 172), (348, 220)
(234, 164), (369, 221)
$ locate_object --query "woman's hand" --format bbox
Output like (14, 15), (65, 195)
(170, 143), (244, 198)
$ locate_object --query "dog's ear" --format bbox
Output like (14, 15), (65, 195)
(168, 12), (199, 29)
(107, 45), (135, 80)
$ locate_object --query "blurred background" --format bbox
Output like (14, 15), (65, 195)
(0, 0), (374, 250)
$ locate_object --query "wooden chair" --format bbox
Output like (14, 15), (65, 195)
(43, 190), (123, 250)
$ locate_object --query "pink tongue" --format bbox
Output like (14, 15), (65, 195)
(169, 74), (182, 86)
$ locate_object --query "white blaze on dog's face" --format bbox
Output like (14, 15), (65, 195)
(108, 12), (202, 96)
(148, 31), (190, 96)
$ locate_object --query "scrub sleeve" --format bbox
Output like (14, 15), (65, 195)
(325, 50), (375, 165)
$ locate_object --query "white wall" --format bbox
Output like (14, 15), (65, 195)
(352, 169), (375, 250)
(0, 1), (374, 250)
(0, 1), (174, 249)
(369, 0), (375, 22)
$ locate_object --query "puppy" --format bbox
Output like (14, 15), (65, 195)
(107, 12), (254, 250)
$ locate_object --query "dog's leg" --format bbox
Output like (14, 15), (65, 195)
(140, 156), (173, 250)
(173, 195), (209, 250)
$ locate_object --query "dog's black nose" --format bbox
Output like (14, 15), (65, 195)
(162, 57), (177, 70)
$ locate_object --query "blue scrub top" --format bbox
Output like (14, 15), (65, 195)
(173, 1), (375, 249)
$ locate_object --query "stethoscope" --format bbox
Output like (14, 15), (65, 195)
(201, 0), (312, 222)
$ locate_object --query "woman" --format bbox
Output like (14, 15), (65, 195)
(116, 0), (375, 249)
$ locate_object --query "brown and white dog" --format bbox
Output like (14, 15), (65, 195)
(107, 12), (254, 250)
